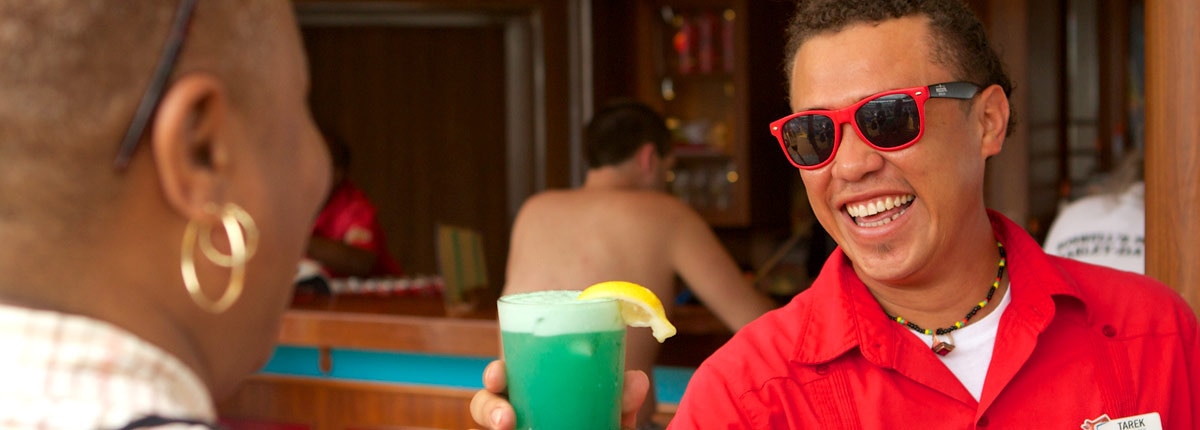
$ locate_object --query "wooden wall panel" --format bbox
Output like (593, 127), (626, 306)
(294, 0), (576, 292)
(219, 377), (327, 429)
(1144, 0), (1200, 310)
(219, 376), (477, 430)
(1023, 0), (1065, 240)
(302, 23), (511, 285)
(325, 383), (475, 429)
(589, 0), (639, 106)
(979, 0), (1032, 231)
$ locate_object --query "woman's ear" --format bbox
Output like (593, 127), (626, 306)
(150, 73), (231, 220)
(977, 84), (1010, 159)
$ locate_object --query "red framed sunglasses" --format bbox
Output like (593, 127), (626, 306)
(769, 81), (980, 170)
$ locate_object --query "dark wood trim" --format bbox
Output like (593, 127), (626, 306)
(1055, 0), (1072, 203)
(1097, 0), (1131, 173)
(981, 0), (1031, 228)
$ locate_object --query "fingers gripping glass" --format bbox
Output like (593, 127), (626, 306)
(112, 0), (198, 169)
(769, 82), (980, 170)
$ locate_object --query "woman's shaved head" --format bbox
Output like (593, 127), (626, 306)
(0, 0), (286, 234)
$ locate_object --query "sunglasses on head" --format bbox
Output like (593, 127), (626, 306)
(769, 81), (980, 170)
(112, 0), (198, 170)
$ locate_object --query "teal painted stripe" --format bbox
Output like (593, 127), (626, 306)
(652, 366), (693, 404)
(329, 349), (491, 389)
(260, 345), (324, 377)
(259, 346), (490, 390)
(258, 346), (694, 403)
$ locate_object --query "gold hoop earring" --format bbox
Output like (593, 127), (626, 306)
(180, 203), (257, 313)
(198, 203), (259, 265)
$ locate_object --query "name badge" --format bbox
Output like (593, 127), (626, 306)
(1084, 412), (1162, 430)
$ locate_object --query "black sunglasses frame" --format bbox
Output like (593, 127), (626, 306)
(113, 0), (199, 169)
(769, 81), (980, 170)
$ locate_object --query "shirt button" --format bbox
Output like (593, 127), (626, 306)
(977, 416), (989, 427)
(815, 364), (829, 375)
(1102, 325), (1117, 337)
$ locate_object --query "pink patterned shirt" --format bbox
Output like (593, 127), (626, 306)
(0, 303), (215, 429)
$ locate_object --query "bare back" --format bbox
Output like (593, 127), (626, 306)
(506, 189), (682, 299)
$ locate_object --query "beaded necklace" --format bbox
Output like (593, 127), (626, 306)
(886, 241), (1006, 356)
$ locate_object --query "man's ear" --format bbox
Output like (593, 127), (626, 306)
(977, 84), (1010, 159)
(150, 73), (231, 220)
(635, 142), (658, 173)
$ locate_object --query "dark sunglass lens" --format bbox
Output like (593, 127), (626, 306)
(782, 115), (836, 166)
(855, 94), (920, 148)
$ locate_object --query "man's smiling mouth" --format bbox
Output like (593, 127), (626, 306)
(846, 194), (915, 227)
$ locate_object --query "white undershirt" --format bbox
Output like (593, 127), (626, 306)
(905, 284), (1011, 401)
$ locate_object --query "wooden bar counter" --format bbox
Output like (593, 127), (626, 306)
(217, 293), (500, 429)
(279, 293), (500, 357)
(218, 291), (726, 429)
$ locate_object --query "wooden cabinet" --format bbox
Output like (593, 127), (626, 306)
(630, 0), (795, 228)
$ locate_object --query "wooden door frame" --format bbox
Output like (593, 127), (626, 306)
(1145, 0), (1200, 310)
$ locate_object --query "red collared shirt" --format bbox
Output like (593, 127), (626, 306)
(670, 212), (1199, 429)
(312, 180), (403, 278)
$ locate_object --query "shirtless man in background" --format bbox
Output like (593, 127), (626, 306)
(502, 100), (776, 429)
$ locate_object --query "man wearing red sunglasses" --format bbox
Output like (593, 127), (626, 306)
(472, 0), (1199, 429)
(667, 0), (1199, 428)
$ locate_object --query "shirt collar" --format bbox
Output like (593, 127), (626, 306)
(791, 210), (1088, 365)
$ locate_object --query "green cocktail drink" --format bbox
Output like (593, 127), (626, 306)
(498, 290), (625, 430)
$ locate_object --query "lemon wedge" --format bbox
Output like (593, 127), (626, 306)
(578, 281), (677, 343)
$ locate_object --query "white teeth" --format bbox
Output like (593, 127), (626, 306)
(845, 194), (915, 225)
(856, 207), (907, 227)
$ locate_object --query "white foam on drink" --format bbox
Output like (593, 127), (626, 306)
(498, 290), (624, 336)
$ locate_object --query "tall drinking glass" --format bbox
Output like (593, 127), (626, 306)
(498, 290), (625, 430)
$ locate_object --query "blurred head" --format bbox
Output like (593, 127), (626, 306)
(0, 0), (330, 397)
(323, 130), (353, 186)
(780, 0), (1012, 286)
(584, 100), (673, 189)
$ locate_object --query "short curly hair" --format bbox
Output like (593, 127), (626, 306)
(783, 0), (1015, 135)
